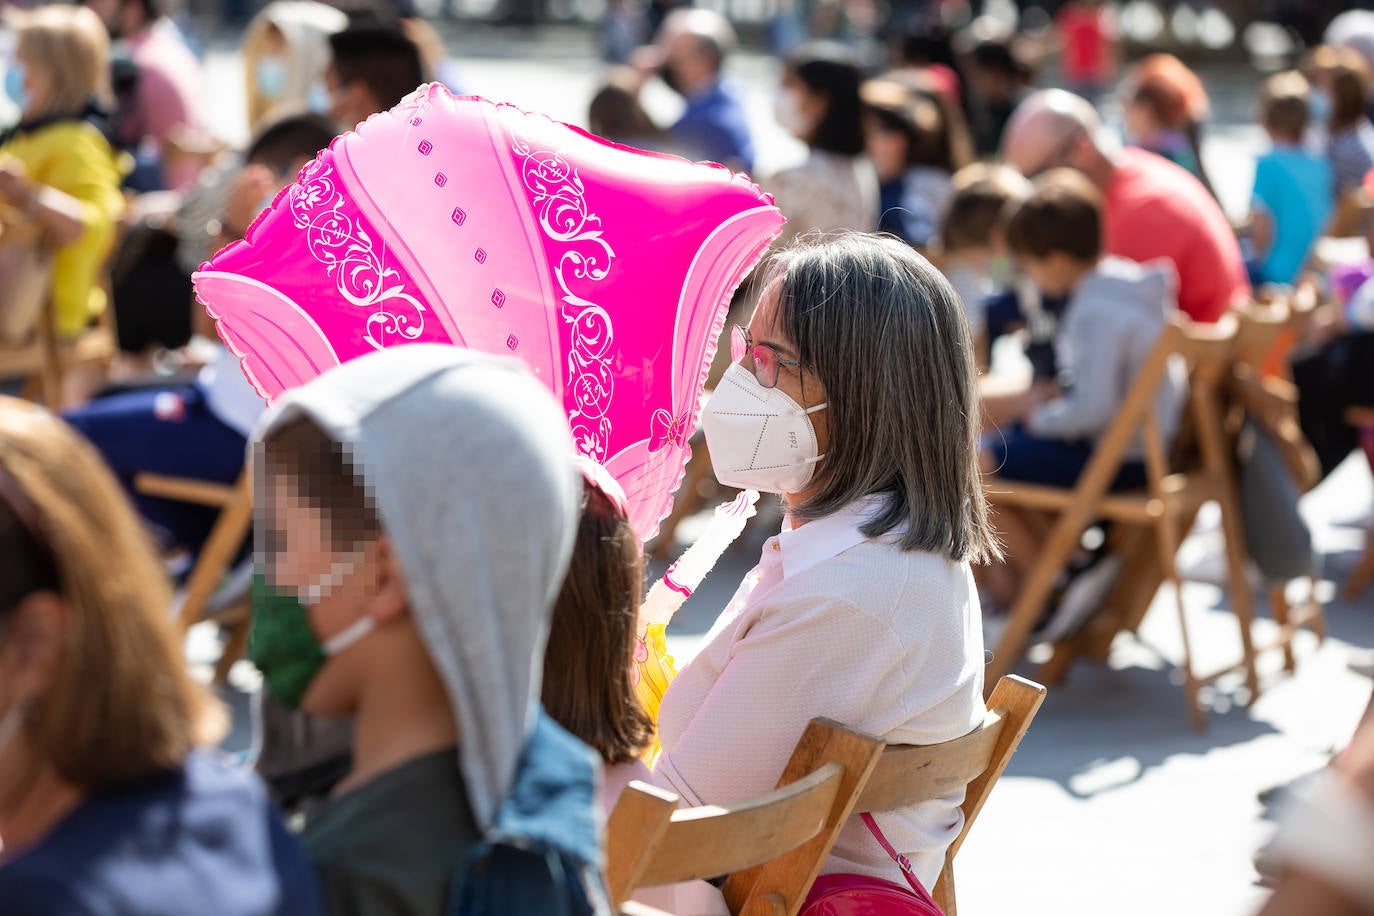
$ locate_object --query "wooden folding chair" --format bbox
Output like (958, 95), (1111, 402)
(607, 723), (885, 916)
(0, 295), (118, 410)
(836, 675), (1047, 916)
(985, 317), (1258, 729)
(135, 469), (253, 683)
(1346, 406), (1374, 599)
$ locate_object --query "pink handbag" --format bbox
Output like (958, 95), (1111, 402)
(799, 814), (944, 916)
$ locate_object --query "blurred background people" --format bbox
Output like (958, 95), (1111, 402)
(84, 0), (204, 189)
(0, 397), (320, 916)
(0, 4), (125, 348)
(1055, 0), (1117, 105)
(1120, 53), (1215, 198)
(862, 75), (971, 249)
(966, 37), (1033, 157)
(637, 8), (753, 172)
(241, 0), (346, 132)
(767, 41), (877, 244)
(1246, 71), (1333, 288)
(588, 66), (663, 149)
(1002, 89), (1248, 324)
(325, 18), (424, 132)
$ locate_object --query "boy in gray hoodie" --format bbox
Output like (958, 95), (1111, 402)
(979, 168), (1186, 617)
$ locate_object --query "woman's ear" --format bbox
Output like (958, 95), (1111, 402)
(3, 593), (69, 701)
(366, 537), (409, 625)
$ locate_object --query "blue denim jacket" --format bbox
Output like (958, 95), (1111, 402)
(448, 710), (610, 916)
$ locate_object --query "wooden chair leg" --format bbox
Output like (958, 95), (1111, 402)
(1348, 537), (1374, 600)
(213, 616), (251, 685)
(933, 859), (956, 916)
(1269, 584), (1296, 673)
(177, 479), (253, 631)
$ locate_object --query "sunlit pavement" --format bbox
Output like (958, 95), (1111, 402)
(193, 27), (1374, 914)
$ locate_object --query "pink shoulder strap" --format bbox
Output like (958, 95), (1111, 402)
(860, 813), (940, 906)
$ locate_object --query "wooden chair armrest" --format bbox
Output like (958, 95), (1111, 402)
(134, 473), (238, 507)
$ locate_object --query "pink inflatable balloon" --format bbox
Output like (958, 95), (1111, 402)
(194, 84), (784, 541)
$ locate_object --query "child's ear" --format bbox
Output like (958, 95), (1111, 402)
(367, 536), (409, 624)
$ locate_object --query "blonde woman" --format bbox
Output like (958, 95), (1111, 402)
(242, 0), (346, 133)
(0, 5), (125, 340)
(0, 397), (320, 916)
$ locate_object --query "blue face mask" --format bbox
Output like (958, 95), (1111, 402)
(1310, 89), (1332, 127)
(306, 80), (331, 114)
(254, 57), (289, 100)
(4, 62), (27, 112)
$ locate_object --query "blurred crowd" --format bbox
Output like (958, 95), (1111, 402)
(2, 1), (1374, 915)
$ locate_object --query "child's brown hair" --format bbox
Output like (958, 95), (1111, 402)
(542, 480), (653, 765)
(938, 162), (1031, 254)
(1003, 168), (1103, 263)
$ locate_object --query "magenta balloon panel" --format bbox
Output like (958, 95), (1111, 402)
(194, 84), (784, 541)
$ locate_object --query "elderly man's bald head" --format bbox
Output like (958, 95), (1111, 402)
(1001, 89), (1105, 179)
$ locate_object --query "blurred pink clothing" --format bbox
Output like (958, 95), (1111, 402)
(125, 20), (204, 188)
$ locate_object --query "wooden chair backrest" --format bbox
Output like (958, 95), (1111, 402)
(608, 721), (885, 915)
(853, 676), (1046, 915)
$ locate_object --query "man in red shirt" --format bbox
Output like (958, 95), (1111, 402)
(1002, 89), (1248, 323)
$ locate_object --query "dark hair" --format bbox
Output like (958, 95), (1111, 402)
(863, 80), (964, 172)
(1003, 169), (1103, 263)
(787, 43), (866, 156)
(972, 39), (1030, 82)
(939, 162), (1030, 254)
(1260, 71), (1311, 141)
(689, 32), (725, 73)
(246, 112), (338, 175)
(328, 24), (424, 114)
(1328, 48), (1371, 131)
(260, 417), (381, 551)
(768, 233), (1000, 563)
(542, 484), (653, 765)
(898, 25), (956, 71)
(589, 78), (661, 144)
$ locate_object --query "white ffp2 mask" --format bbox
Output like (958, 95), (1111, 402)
(702, 363), (827, 494)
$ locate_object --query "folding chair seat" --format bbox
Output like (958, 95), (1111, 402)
(984, 316), (1259, 729)
(135, 468), (253, 683)
(607, 723), (884, 916)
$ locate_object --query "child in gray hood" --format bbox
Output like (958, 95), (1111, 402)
(247, 344), (609, 916)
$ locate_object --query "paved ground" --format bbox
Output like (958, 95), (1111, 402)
(192, 28), (1374, 915)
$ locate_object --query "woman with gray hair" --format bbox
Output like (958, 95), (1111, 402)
(651, 232), (999, 895)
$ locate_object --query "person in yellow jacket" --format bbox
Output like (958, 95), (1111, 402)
(1, 4), (126, 340)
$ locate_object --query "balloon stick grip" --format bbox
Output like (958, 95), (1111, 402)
(640, 489), (759, 629)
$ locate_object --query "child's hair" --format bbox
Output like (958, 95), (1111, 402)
(1308, 45), (1371, 132)
(542, 481), (653, 766)
(1259, 71), (1312, 142)
(971, 39), (1031, 85)
(589, 68), (661, 144)
(938, 162), (1031, 254)
(259, 417), (381, 552)
(861, 77), (971, 174)
(1003, 168), (1103, 263)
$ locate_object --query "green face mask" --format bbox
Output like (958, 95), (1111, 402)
(248, 560), (376, 709)
(249, 573), (326, 709)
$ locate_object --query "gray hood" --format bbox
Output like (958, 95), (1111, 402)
(252, 345), (579, 830)
(1029, 255), (1185, 449)
(1072, 256), (1175, 327)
